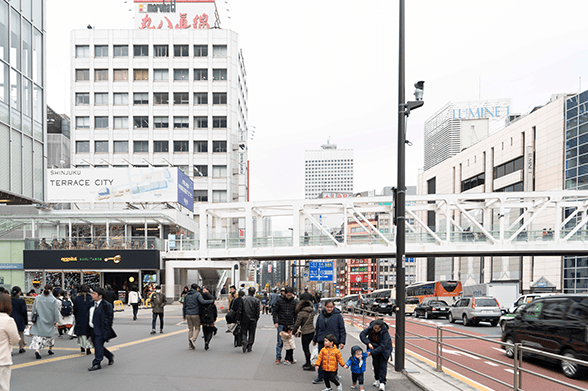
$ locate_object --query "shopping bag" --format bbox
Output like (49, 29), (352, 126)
(310, 344), (319, 366)
(24, 325), (31, 336)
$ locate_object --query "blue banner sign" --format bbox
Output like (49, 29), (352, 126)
(309, 261), (334, 281)
(0, 263), (23, 270)
(177, 168), (194, 212)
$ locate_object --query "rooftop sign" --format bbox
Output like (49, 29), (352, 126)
(134, 0), (219, 29)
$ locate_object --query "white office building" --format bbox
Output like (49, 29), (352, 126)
(304, 139), (354, 200)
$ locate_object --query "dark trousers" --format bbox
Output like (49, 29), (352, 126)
(202, 325), (217, 344)
(372, 354), (387, 384)
(301, 333), (314, 366)
(323, 370), (340, 388)
(241, 321), (257, 348)
(285, 349), (294, 362)
(352, 372), (365, 385)
(90, 332), (113, 366)
(152, 312), (164, 330)
(131, 303), (139, 319)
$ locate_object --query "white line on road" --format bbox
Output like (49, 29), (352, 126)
(491, 347), (505, 354)
(443, 349), (481, 360)
(484, 361), (499, 367)
(504, 369), (514, 374)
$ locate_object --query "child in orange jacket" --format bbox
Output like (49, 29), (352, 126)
(315, 334), (348, 391)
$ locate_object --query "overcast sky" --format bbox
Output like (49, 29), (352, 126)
(46, 1), (588, 202)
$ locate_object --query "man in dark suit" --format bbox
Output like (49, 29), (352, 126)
(88, 287), (116, 371)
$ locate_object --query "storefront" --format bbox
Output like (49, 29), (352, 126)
(23, 249), (161, 296)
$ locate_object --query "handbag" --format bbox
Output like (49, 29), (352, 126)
(31, 301), (38, 324)
(310, 344), (319, 366)
(226, 309), (237, 324)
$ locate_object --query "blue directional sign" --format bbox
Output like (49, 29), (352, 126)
(309, 261), (334, 281)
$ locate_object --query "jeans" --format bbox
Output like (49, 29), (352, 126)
(301, 333), (314, 366)
(131, 303), (139, 319)
(352, 372), (365, 385)
(152, 312), (164, 330)
(275, 324), (287, 359)
(372, 353), (387, 384)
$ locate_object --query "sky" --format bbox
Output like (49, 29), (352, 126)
(46, 0), (588, 202)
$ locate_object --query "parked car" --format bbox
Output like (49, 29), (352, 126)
(414, 300), (450, 319)
(448, 296), (500, 326)
(405, 296), (420, 316)
(340, 294), (358, 312)
(499, 304), (526, 332)
(502, 294), (588, 379)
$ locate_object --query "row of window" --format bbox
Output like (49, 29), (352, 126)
(461, 172), (485, 192)
(494, 156), (524, 180)
(75, 116), (227, 129)
(76, 140), (227, 154)
(76, 92), (227, 106)
(75, 44), (226, 58)
(495, 181), (524, 192)
(75, 68), (227, 82)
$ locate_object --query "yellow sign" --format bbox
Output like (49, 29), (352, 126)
(104, 255), (121, 264)
(61, 257), (78, 263)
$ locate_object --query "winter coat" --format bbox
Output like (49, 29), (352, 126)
(73, 293), (94, 336)
(0, 313), (19, 366)
(57, 298), (74, 326)
(269, 292), (280, 306)
(10, 295), (28, 332)
(241, 295), (260, 324)
(345, 345), (370, 374)
(292, 300), (315, 336)
(280, 331), (296, 350)
(313, 307), (346, 345)
(128, 291), (141, 304)
(359, 320), (393, 359)
(299, 291), (314, 302)
(182, 289), (214, 317)
(200, 292), (218, 325)
(30, 293), (60, 338)
(272, 295), (298, 326)
(151, 291), (167, 313)
(316, 345), (345, 372)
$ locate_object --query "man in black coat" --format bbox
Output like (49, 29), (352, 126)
(88, 287), (116, 371)
(272, 286), (298, 364)
(240, 287), (261, 353)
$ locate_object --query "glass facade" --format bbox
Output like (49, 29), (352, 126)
(0, 0), (45, 203)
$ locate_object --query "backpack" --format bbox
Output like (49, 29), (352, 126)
(201, 303), (216, 324)
(60, 299), (73, 317)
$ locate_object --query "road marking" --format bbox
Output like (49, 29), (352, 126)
(504, 368), (514, 374)
(13, 352), (86, 369)
(491, 347), (504, 354)
(484, 361), (499, 367)
(443, 349), (481, 360)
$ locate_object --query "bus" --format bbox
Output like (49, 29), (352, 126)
(405, 280), (463, 303)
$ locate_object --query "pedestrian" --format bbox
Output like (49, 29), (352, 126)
(200, 288), (217, 350)
(150, 285), (167, 334)
(0, 293), (20, 390)
(88, 287), (116, 371)
(56, 290), (74, 339)
(312, 299), (347, 384)
(345, 345), (370, 391)
(292, 299), (315, 371)
(232, 290), (245, 348)
(261, 293), (269, 314)
(315, 334), (347, 391)
(72, 284), (94, 355)
(128, 285), (141, 321)
(103, 284), (116, 306)
(299, 286), (314, 302)
(240, 286), (260, 353)
(359, 319), (392, 391)
(179, 286), (189, 303)
(314, 291), (321, 313)
(182, 283), (214, 350)
(269, 288), (279, 314)
(280, 325), (296, 364)
(272, 286), (298, 364)
(9, 286), (27, 354)
(29, 284), (60, 359)
(226, 285), (237, 333)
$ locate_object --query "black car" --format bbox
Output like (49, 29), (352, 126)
(414, 300), (450, 319)
(502, 294), (588, 379)
(371, 298), (396, 315)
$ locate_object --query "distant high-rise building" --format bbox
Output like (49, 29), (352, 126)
(46, 106), (70, 168)
(304, 139), (353, 199)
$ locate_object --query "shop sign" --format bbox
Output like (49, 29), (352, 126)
(24, 250), (160, 270)
(0, 263), (23, 269)
(134, 0), (218, 30)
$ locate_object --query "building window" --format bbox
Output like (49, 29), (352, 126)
(194, 69), (208, 81)
(134, 69), (148, 81)
(95, 116), (109, 129)
(194, 165), (208, 177)
(133, 116), (149, 129)
(114, 45), (128, 57)
(76, 141), (90, 153)
(194, 117), (208, 128)
(154, 92), (169, 105)
(94, 69), (108, 81)
(213, 92), (227, 105)
(212, 165), (227, 177)
(114, 141), (128, 153)
(173, 92), (189, 105)
(213, 190), (227, 202)
(495, 182), (524, 192)
(174, 69), (189, 81)
(75, 45), (89, 58)
(154, 45), (169, 57)
(153, 116), (169, 128)
(174, 116), (189, 129)
(153, 69), (168, 81)
(212, 69), (227, 81)
(94, 93), (108, 105)
(194, 140), (208, 152)
(75, 69), (89, 81)
(194, 190), (208, 202)
(95, 141), (109, 153)
(114, 69), (128, 81)
(494, 156), (524, 179)
(133, 93), (149, 105)
(194, 44), (208, 57)
(76, 116), (90, 128)
(113, 116), (128, 129)
(153, 141), (169, 153)
(213, 140), (227, 152)
(134, 45), (148, 57)
(213, 116), (227, 128)
(114, 93), (128, 105)
(134, 140), (149, 153)
(76, 93), (89, 105)
(94, 45), (108, 57)
(194, 92), (208, 105)
(174, 45), (188, 57)
(174, 141), (188, 152)
(213, 45), (227, 57)
(461, 173), (485, 192)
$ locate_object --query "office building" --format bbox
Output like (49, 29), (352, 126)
(305, 139), (353, 199)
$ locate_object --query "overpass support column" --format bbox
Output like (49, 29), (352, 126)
(246, 205), (253, 249)
(293, 202), (301, 248)
(165, 261), (177, 301)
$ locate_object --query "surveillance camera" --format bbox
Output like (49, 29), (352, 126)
(414, 81), (425, 101)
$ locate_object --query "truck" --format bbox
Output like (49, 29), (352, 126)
(462, 282), (519, 313)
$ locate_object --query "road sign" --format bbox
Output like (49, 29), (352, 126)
(308, 261), (334, 282)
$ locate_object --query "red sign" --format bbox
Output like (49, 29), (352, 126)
(139, 12), (209, 29)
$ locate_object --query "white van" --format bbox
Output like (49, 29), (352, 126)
(508, 293), (554, 313)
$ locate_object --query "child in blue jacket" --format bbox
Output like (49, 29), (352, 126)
(345, 345), (370, 390)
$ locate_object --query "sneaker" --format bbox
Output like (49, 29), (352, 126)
(337, 385), (343, 391)
(291, 359), (297, 363)
(150, 330), (156, 334)
(275, 359), (282, 365)
(373, 380), (380, 388)
(313, 378), (323, 384)
(351, 384), (357, 389)
(47, 350), (54, 356)
(188, 339), (195, 350)
(321, 388), (332, 391)
(160, 330), (163, 334)
(378, 383), (385, 391)
(283, 360), (292, 365)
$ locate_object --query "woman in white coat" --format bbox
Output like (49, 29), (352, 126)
(0, 292), (21, 390)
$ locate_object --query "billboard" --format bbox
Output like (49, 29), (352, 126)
(24, 250), (160, 270)
(47, 167), (194, 211)
(134, 0), (219, 30)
